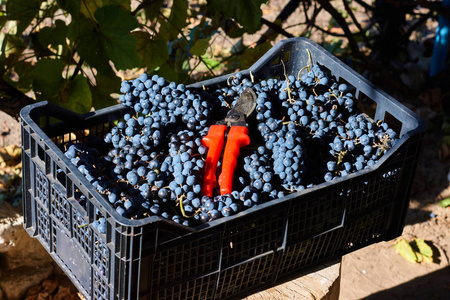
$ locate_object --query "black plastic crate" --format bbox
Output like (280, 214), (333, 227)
(21, 37), (426, 300)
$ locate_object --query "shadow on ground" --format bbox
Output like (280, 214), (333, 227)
(404, 208), (433, 226)
(361, 266), (450, 300)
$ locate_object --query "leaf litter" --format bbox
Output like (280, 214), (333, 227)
(0, 144), (22, 205)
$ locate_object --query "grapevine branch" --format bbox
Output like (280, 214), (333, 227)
(317, 0), (413, 97)
(260, 18), (294, 38)
(405, 11), (435, 39)
(311, 24), (349, 37)
(386, 0), (450, 19)
(257, 0), (302, 44)
(342, 0), (369, 45)
(352, 0), (375, 11)
(158, 13), (216, 77)
(71, 59), (85, 80)
(299, 3), (322, 37)
(0, 79), (35, 120)
(316, 0), (363, 59)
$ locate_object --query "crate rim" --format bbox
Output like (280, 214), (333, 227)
(20, 37), (427, 231)
(20, 101), (422, 233)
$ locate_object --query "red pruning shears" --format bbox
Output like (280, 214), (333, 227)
(202, 87), (257, 197)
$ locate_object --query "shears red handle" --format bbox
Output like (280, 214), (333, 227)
(201, 125), (250, 197)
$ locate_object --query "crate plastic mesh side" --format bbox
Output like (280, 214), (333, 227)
(35, 199), (51, 249)
(220, 208), (287, 268)
(35, 165), (49, 208)
(277, 230), (339, 279)
(149, 233), (221, 288)
(337, 205), (392, 252)
(346, 169), (399, 219)
(109, 225), (149, 300)
(113, 255), (126, 300)
(93, 232), (110, 281)
(93, 267), (109, 300)
(51, 184), (71, 233)
(388, 134), (425, 239)
(51, 219), (58, 254)
(216, 252), (280, 299)
(405, 134), (422, 160)
(286, 186), (346, 245)
(72, 209), (92, 258)
(72, 184), (88, 212)
(52, 219), (92, 297)
(22, 153), (33, 230)
(150, 273), (218, 300)
(51, 121), (112, 151)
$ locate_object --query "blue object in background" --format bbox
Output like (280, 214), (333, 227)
(430, 0), (450, 77)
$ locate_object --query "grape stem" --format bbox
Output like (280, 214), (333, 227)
(374, 134), (392, 155)
(178, 194), (187, 217)
(336, 150), (347, 166)
(297, 48), (313, 80)
(281, 60), (295, 104)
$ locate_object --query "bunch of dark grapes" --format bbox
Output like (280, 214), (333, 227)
(64, 58), (399, 228)
(119, 73), (212, 132)
(65, 74), (218, 226)
(243, 147), (275, 196)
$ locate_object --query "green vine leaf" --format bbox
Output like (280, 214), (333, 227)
(91, 73), (121, 109)
(57, 0), (81, 18)
(32, 58), (65, 100)
(157, 0), (188, 41)
(394, 237), (417, 263)
(189, 37), (211, 57)
(0, 14), (8, 29)
(207, 0), (266, 34)
(200, 56), (223, 71)
(322, 38), (344, 55)
(13, 61), (34, 91)
(132, 31), (169, 70)
(395, 237), (435, 264)
(240, 41), (272, 69)
(155, 62), (179, 83)
(73, 5), (140, 74)
(169, 0), (188, 34)
(6, 0), (41, 35)
(439, 198), (450, 208)
(67, 16), (105, 71)
(219, 19), (246, 39)
(412, 239), (433, 259)
(80, 0), (131, 19)
(105, 0), (131, 9)
(80, 0), (102, 20)
(143, 0), (164, 20)
(58, 75), (92, 113)
(38, 19), (68, 51)
(1, 33), (26, 68)
(95, 4), (140, 70)
(158, 17), (177, 41)
(95, 4), (138, 32)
